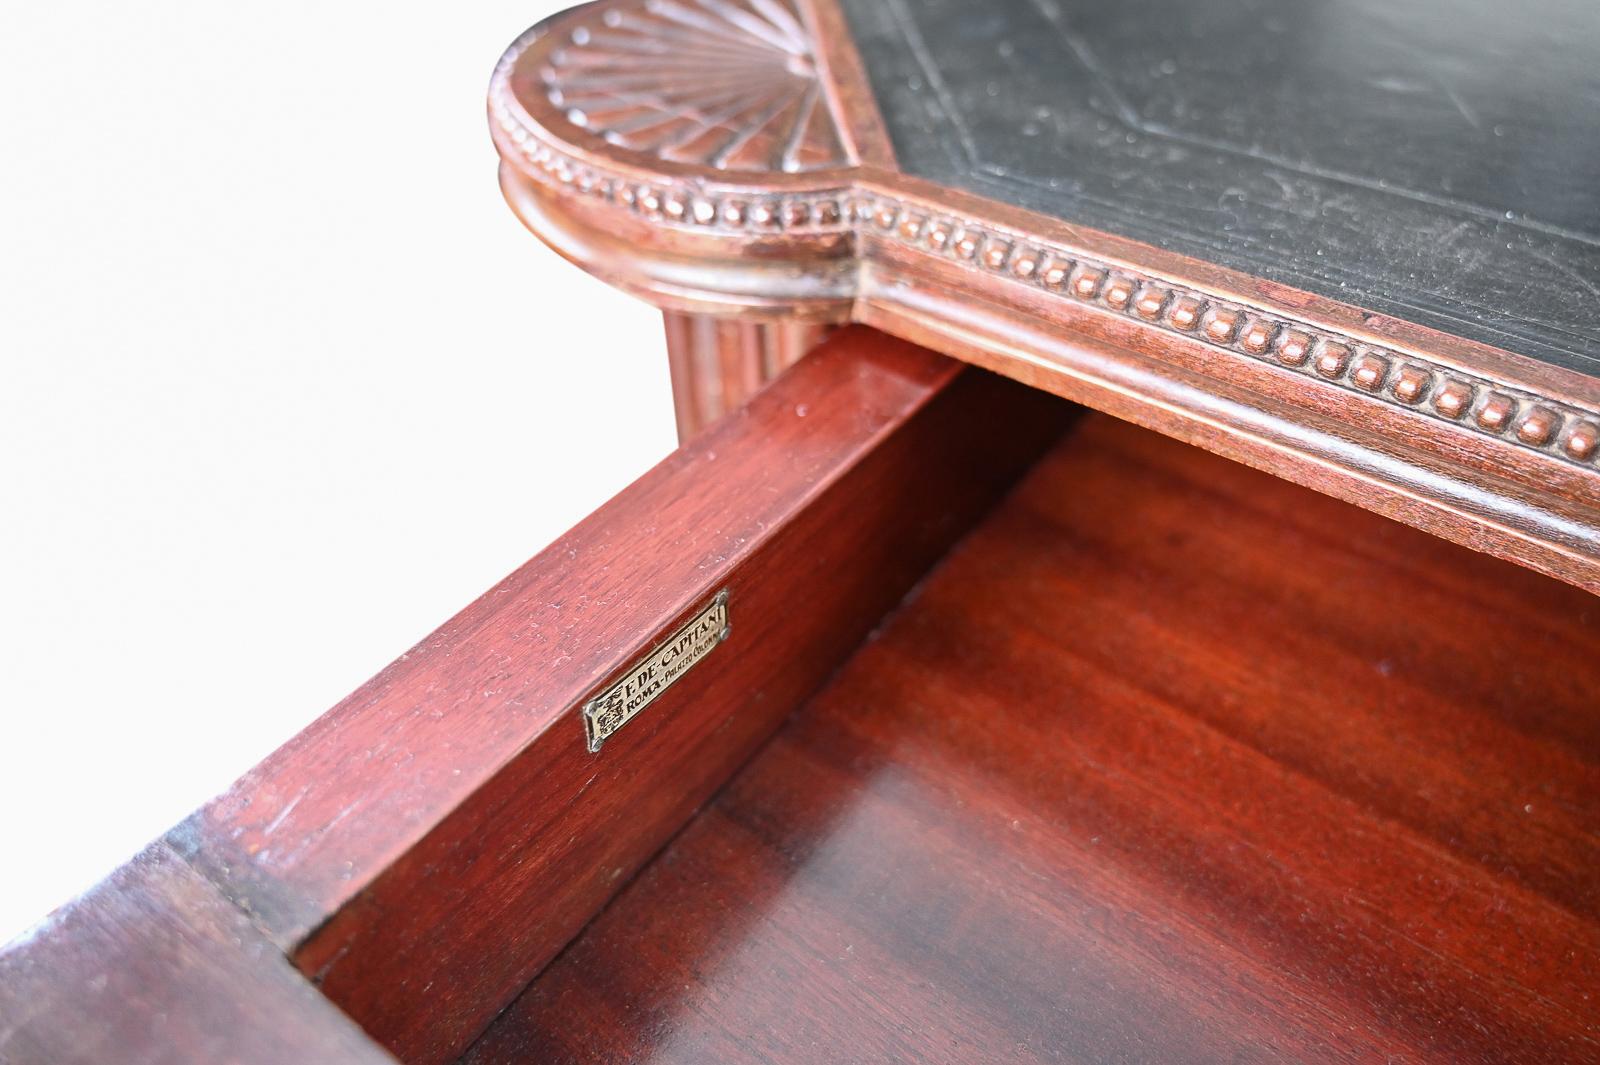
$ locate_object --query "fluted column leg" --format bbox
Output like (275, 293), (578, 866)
(662, 313), (832, 442)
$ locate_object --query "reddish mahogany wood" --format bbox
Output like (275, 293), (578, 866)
(662, 312), (831, 440)
(463, 414), (1600, 1065)
(169, 327), (1069, 1063)
(0, 842), (396, 1065)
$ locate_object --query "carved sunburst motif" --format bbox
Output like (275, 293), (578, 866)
(540, 0), (847, 173)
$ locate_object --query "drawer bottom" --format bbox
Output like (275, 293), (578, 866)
(463, 414), (1600, 1064)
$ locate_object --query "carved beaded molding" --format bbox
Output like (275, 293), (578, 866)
(490, 27), (855, 237)
(854, 198), (1600, 468)
(491, 22), (1600, 469)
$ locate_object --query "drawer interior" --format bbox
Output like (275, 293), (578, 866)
(456, 413), (1600, 1063)
(12, 331), (1594, 1065)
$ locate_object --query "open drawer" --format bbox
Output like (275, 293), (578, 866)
(3, 328), (1597, 1064)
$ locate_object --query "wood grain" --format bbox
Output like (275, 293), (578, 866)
(171, 327), (1069, 1063)
(853, 246), (1600, 598)
(0, 842), (396, 1065)
(661, 312), (830, 440)
(463, 414), (1600, 1065)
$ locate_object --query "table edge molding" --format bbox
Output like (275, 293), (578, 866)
(489, 0), (1600, 590)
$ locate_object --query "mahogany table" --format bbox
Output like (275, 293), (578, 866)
(4, 2), (1597, 1063)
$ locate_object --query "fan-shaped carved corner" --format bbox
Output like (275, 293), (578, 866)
(539, 0), (848, 173)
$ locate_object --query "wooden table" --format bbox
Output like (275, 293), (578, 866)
(5, 2), (1597, 1063)
(492, 0), (1600, 593)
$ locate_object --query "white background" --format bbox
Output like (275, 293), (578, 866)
(0, 2), (669, 944)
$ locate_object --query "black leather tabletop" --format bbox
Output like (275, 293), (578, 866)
(838, 0), (1600, 375)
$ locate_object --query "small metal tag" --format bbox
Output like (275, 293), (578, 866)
(582, 589), (730, 752)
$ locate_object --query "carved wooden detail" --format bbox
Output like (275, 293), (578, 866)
(540, 0), (848, 173)
(663, 312), (830, 440)
(489, 0), (863, 255)
(855, 196), (1600, 467)
(489, 0), (1600, 592)
(490, 2), (1600, 468)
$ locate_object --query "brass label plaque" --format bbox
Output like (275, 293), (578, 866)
(582, 589), (730, 752)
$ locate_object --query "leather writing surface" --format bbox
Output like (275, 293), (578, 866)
(839, 0), (1600, 373)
